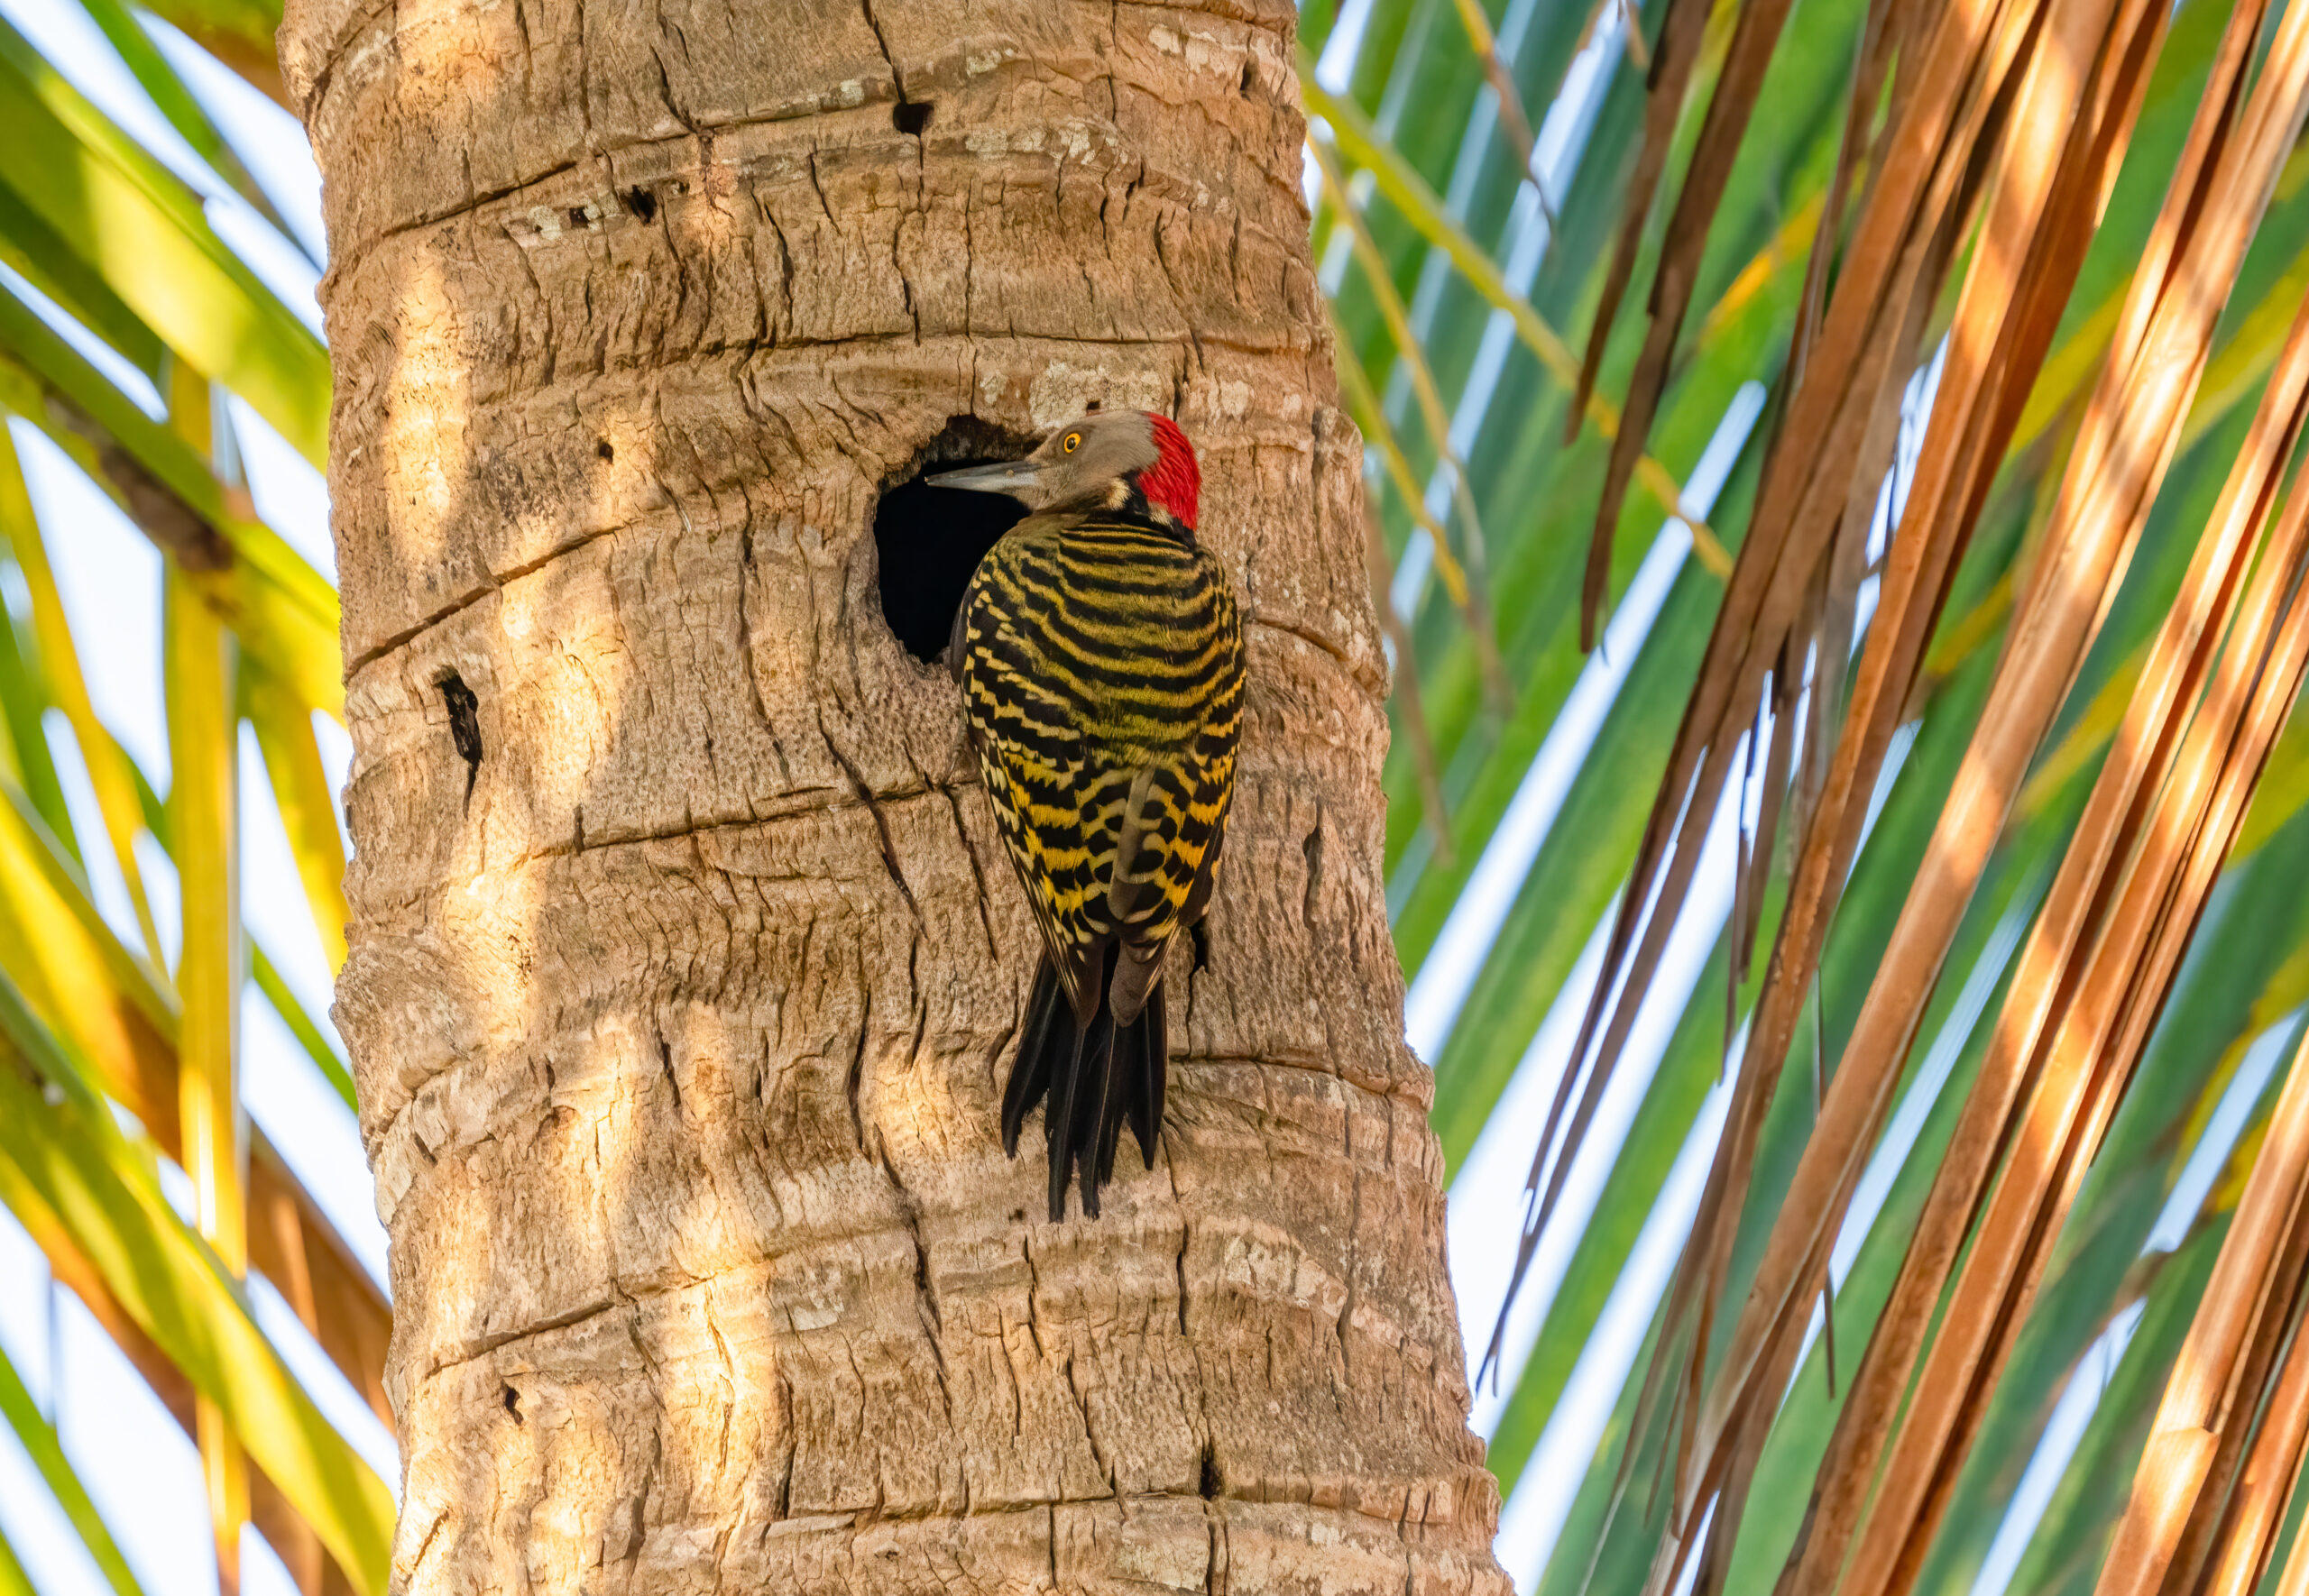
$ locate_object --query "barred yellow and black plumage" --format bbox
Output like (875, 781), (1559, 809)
(951, 506), (1245, 1219)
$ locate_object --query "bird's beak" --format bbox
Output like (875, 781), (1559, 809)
(927, 460), (1041, 496)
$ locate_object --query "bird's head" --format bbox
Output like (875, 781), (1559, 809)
(929, 408), (1200, 533)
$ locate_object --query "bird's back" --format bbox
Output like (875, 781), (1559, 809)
(953, 511), (1245, 1019)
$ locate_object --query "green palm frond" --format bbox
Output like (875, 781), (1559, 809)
(0, 7), (376, 1591)
(0, 17), (325, 462)
(1319, 0), (2309, 1588)
(0, 1335), (146, 1596)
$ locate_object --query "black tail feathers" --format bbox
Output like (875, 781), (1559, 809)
(1000, 950), (1166, 1220)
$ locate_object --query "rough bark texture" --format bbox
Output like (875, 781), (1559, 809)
(279, 0), (1507, 1588)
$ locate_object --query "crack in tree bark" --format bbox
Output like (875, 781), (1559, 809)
(407, 1509), (451, 1584)
(734, 517), (795, 784)
(845, 977), (873, 1155)
(874, 1135), (952, 1423)
(815, 708), (924, 923)
(855, 0), (903, 98)
(939, 786), (1003, 956)
(657, 1032), (682, 1117)
(1064, 1353), (1118, 1499)
(771, 1368), (796, 1521)
(421, 1295), (620, 1380)
(1301, 807), (1324, 933)
(1020, 1234), (1048, 1362)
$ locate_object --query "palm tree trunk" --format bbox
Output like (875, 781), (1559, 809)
(280, 1), (1506, 1588)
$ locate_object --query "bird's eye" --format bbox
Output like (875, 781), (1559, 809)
(1063, 433), (1081, 453)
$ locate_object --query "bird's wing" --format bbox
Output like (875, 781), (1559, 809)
(1153, 550), (1246, 931)
(1099, 556), (1245, 1021)
(956, 549), (1115, 1020)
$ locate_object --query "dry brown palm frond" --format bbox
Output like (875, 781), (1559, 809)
(1674, 0), (2194, 1573)
(1568, 0), (1712, 482)
(1477, 0), (1958, 1399)
(1577, 0), (1798, 650)
(1482, 0), (2167, 1507)
(1824, 324), (2309, 1596)
(1487, 0), (2309, 1585)
(1752, 5), (2309, 1589)
(2092, 1025), (2309, 1596)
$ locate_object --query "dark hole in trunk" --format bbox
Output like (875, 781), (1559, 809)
(893, 100), (933, 135)
(438, 672), (483, 807)
(873, 417), (1035, 665)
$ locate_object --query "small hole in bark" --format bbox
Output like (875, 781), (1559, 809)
(893, 100), (933, 135)
(502, 1383), (523, 1423)
(1240, 61), (1256, 95)
(625, 185), (658, 224)
(872, 416), (1036, 665)
(596, 438), (615, 462)
(567, 206), (591, 230)
(437, 672), (483, 808)
(1199, 1443), (1221, 1499)
(1190, 921), (1211, 972)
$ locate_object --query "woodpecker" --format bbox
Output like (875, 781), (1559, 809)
(933, 408), (1246, 1220)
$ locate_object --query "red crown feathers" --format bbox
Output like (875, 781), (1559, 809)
(1138, 414), (1200, 530)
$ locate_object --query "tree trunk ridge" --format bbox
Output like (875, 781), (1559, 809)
(278, 0), (1508, 1587)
